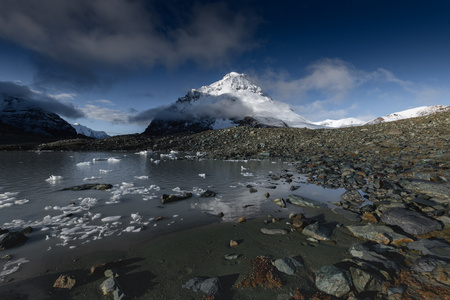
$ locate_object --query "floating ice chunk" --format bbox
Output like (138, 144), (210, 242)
(170, 150), (179, 154)
(149, 185), (160, 191)
(107, 157), (121, 163)
(198, 173), (206, 178)
(46, 175), (63, 182)
(136, 150), (152, 155)
(134, 176), (149, 180)
(92, 213), (102, 220)
(93, 158), (108, 161)
(152, 160), (160, 164)
(99, 169), (112, 173)
(14, 199), (29, 205)
(84, 176), (102, 181)
(0, 258), (30, 281)
(101, 216), (121, 222)
(241, 172), (254, 177)
(241, 166), (248, 171)
(0, 192), (19, 199)
(76, 161), (92, 167)
(173, 215), (179, 218)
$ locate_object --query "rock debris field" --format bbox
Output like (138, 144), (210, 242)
(1, 111), (449, 299)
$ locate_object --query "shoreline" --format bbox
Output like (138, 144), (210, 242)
(1, 112), (449, 299)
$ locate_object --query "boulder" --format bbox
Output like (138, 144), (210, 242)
(200, 190), (216, 198)
(407, 239), (450, 260)
(315, 265), (351, 297)
(348, 243), (401, 274)
(380, 208), (443, 235)
(350, 267), (384, 293)
(302, 222), (331, 241)
(346, 223), (413, 245)
(0, 231), (29, 250)
(286, 194), (327, 209)
(340, 189), (364, 205)
(273, 257), (303, 275)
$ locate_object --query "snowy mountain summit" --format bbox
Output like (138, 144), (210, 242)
(72, 123), (109, 139)
(144, 72), (318, 136)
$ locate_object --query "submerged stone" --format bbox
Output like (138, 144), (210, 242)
(61, 183), (113, 191)
(161, 193), (193, 204)
(286, 194), (327, 209)
(0, 232), (29, 250)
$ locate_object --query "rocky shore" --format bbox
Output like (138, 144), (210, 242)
(0, 111), (449, 299)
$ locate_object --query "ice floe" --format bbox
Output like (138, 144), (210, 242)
(198, 173), (206, 178)
(99, 169), (112, 173)
(0, 191), (29, 209)
(46, 175), (63, 182)
(76, 161), (92, 167)
(0, 258), (30, 282)
(107, 157), (121, 163)
(84, 176), (102, 181)
(134, 176), (149, 180)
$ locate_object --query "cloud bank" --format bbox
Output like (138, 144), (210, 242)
(0, 81), (85, 118)
(0, 1), (258, 68)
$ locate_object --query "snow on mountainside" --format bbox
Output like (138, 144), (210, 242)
(0, 97), (77, 137)
(144, 72), (320, 135)
(366, 105), (450, 125)
(72, 123), (109, 139)
(313, 117), (366, 128)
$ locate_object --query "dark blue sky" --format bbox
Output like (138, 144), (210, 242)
(0, 0), (449, 134)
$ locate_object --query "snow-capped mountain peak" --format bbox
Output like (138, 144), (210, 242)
(143, 72), (319, 136)
(313, 117), (366, 128)
(198, 72), (269, 98)
(72, 123), (109, 139)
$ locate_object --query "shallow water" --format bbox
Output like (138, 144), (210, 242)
(0, 151), (344, 282)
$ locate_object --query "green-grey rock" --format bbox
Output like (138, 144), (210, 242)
(273, 257), (303, 275)
(350, 267), (384, 293)
(315, 265), (351, 297)
(286, 194), (327, 209)
(380, 208), (443, 235)
(302, 222), (331, 241)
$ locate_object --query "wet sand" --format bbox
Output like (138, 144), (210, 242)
(1, 208), (364, 299)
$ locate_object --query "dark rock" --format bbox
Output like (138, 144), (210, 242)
(0, 228), (9, 235)
(340, 189), (364, 205)
(346, 223), (413, 245)
(161, 193), (193, 204)
(0, 232), (29, 250)
(348, 243), (401, 274)
(332, 207), (361, 222)
(200, 190), (216, 198)
(21, 226), (33, 234)
(61, 183), (113, 191)
(380, 208), (443, 235)
(411, 257), (447, 273)
(182, 277), (221, 297)
(407, 239), (450, 260)
(315, 265), (352, 297)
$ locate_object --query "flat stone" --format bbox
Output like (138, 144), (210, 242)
(286, 194), (327, 209)
(260, 228), (288, 235)
(411, 257), (447, 273)
(302, 222), (331, 241)
(182, 277), (221, 297)
(407, 239), (450, 260)
(400, 179), (450, 200)
(273, 257), (303, 275)
(380, 208), (443, 235)
(348, 243), (401, 274)
(315, 265), (351, 297)
(346, 223), (413, 246)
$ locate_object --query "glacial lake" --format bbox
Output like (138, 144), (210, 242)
(0, 151), (343, 282)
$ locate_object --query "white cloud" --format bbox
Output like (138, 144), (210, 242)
(80, 104), (131, 124)
(49, 92), (77, 100)
(94, 99), (115, 105)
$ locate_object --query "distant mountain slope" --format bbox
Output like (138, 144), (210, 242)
(0, 97), (77, 138)
(366, 105), (450, 125)
(312, 117), (366, 128)
(72, 123), (109, 139)
(143, 72), (320, 136)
